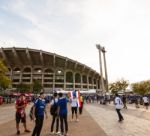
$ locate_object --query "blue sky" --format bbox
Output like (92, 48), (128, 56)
(0, 0), (150, 83)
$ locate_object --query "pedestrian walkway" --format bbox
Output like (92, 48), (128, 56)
(1, 103), (150, 136)
(0, 103), (31, 125)
(98, 102), (150, 121)
(85, 104), (150, 136)
(0, 104), (107, 136)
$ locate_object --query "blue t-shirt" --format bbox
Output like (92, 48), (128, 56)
(34, 98), (46, 117)
(58, 97), (68, 116)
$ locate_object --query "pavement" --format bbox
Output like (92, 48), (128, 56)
(0, 103), (107, 136)
(0, 103), (31, 125)
(1, 102), (150, 136)
(85, 103), (150, 136)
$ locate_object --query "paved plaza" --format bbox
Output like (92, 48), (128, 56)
(1, 103), (150, 136)
(0, 103), (106, 136)
(85, 103), (150, 136)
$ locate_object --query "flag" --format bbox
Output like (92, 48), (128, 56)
(70, 90), (81, 107)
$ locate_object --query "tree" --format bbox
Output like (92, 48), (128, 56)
(109, 79), (129, 94)
(0, 59), (11, 91)
(16, 83), (30, 93)
(131, 80), (150, 95)
(32, 80), (42, 94)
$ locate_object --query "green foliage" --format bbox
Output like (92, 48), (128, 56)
(0, 59), (8, 73)
(109, 79), (129, 94)
(16, 83), (30, 93)
(0, 59), (11, 90)
(32, 80), (42, 94)
(131, 80), (150, 95)
(0, 76), (11, 90)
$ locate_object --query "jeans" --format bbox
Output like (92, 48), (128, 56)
(32, 116), (44, 136)
(116, 109), (123, 121)
(60, 114), (68, 134)
(51, 114), (59, 132)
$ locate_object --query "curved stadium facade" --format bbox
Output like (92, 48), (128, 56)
(0, 47), (102, 93)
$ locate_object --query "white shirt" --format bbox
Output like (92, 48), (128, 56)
(51, 98), (58, 105)
(115, 97), (123, 109)
(71, 98), (78, 107)
(143, 97), (148, 103)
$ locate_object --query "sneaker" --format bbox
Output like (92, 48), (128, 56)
(50, 131), (55, 135)
(65, 132), (69, 136)
(76, 119), (79, 122)
(59, 133), (64, 136)
(17, 130), (20, 135)
(24, 129), (31, 133)
(56, 131), (60, 135)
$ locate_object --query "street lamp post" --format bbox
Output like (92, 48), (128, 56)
(96, 44), (105, 92)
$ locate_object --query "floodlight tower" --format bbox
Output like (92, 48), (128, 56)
(96, 44), (105, 92)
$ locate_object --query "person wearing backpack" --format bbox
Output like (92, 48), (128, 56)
(32, 92), (48, 136)
(58, 92), (69, 136)
(50, 92), (60, 135)
(29, 97), (39, 121)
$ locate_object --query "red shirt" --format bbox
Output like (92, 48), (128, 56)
(16, 98), (27, 113)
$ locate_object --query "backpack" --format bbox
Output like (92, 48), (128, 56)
(29, 99), (39, 120)
(50, 99), (58, 115)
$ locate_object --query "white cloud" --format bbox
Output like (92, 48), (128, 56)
(1, 0), (150, 83)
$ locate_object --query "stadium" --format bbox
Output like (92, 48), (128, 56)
(0, 47), (103, 93)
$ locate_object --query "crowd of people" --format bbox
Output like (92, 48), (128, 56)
(114, 94), (149, 122)
(82, 93), (150, 109)
(14, 91), (150, 135)
(15, 91), (84, 136)
(117, 94), (150, 110)
(78, 93), (150, 123)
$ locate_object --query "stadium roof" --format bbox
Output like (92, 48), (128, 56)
(0, 47), (100, 77)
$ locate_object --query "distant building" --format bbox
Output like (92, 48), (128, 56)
(0, 47), (102, 93)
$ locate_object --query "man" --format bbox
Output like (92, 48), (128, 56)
(32, 92), (48, 136)
(114, 93), (124, 122)
(70, 95), (78, 121)
(50, 92), (59, 135)
(15, 94), (30, 135)
(143, 95), (149, 110)
(122, 95), (127, 109)
(58, 92), (68, 136)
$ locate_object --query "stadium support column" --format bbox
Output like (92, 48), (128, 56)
(64, 71), (66, 90)
(92, 78), (94, 89)
(53, 54), (56, 91)
(53, 72), (55, 91)
(96, 79), (98, 90)
(10, 68), (13, 88)
(96, 44), (105, 92)
(87, 75), (89, 90)
(20, 69), (22, 84)
(81, 74), (83, 90)
(42, 70), (44, 91)
(73, 73), (75, 90)
(31, 68), (33, 92)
